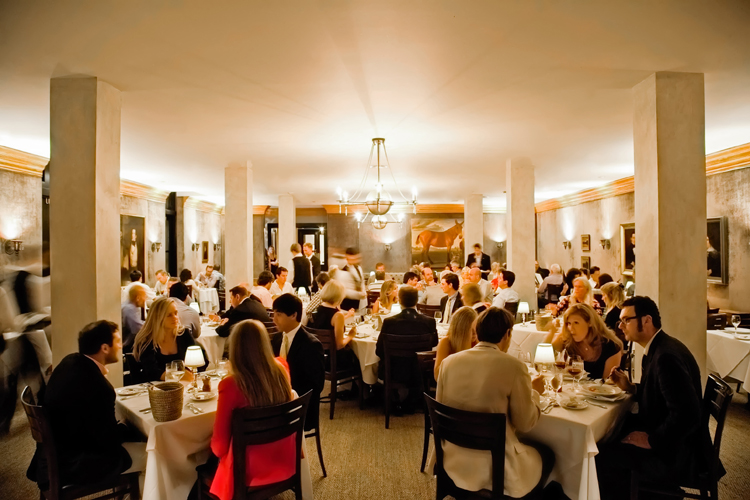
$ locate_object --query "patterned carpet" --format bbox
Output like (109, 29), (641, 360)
(2, 384), (749, 500)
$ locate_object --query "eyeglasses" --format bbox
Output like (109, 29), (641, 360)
(617, 316), (639, 329)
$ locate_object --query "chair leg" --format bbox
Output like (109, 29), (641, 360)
(131, 474), (141, 500)
(329, 377), (337, 420)
(357, 378), (365, 410)
(314, 427), (327, 477)
(420, 412), (430, 472)
(630, 471), (639, 500)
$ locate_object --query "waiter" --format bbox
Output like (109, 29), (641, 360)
(465, 243), (491, 279)
(340, 247), (366, 312)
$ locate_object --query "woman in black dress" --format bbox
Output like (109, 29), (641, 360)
(310, 280), (357, 373)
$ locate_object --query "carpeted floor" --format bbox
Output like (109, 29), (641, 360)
(2, 385), (749, 500)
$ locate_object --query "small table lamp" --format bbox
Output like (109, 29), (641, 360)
(518, 302), (530, 325)
(534, 343), (556, 396)
(184, 346), (205, 389)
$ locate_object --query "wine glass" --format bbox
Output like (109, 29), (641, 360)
(540, 364), (555, 397)
(169, 360), (185, 383)
(731, 315), (741, 337)
(567, 356), (584, 392)
(434, 311), (442, 323)
(216, 359), (229, 379)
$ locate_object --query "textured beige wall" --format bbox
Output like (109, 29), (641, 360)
(120, 194), (166, 287)
(0, 170), (42, 273)
(176, 197), (223, 281)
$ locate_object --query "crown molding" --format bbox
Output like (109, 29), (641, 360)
(0, 146), (47, 177)
(254, 205), (269, 215)
(183, 197), (224, 215)
(321, 204), (482, 215)
(120, 180), (170, 203)
(535, 141), (750, 213)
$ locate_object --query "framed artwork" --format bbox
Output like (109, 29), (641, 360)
(581, 234), (591, 252)
(620, 223), (636, 276)
(581, 256), (591, 271)
(707, 216), (728, 285)
(411, 218), (464, 266)
(201, 241), (209, 264)
(120, 214), (146, 285)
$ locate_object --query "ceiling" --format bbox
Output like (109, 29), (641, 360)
(1, 0), (749, 207)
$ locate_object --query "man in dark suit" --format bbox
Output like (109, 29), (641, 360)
(597, 296), (704, 499)
(439, 272), (463, 324)
(465, 243), (491, 278)
(216, 285), (270, 338)
(304, 243), (322, 292)
(535, 260), (550, 279)
(273, 293), (325, 431)
(376, 286), (438, 413)
(27, 321), (145, 488)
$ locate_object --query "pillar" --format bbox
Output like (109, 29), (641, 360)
(506, 157), (536, 311)
(633, 71), (706, 374)
(50, 76), (123, 383)
(463, 194), (483, 260)
(224, 162), (253, 288)
(278, 194), (296, 269)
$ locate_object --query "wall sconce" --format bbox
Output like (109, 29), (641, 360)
(496, 241), (504, 249)
(3, 239), (22, 256)
(214, 243), (222, 252)
(384, 243), (391, 251)
(192, 243), (199, 252)
(151, 242), (162, 252)
(600, 238), (611, 250)
(562, 241), (572, 249)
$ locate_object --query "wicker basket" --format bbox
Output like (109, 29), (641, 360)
(148, 382), (184, 422)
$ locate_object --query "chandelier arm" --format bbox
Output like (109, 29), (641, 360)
(383, 147), (412, 202)
(348, 142), (376, 202)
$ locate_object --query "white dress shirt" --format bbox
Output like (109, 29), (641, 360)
(269, 280), (294, 297)
(420, 283), (446, 306)
(492, 287), (519, 309)
(442, 292), (458, 323)
(251, 286), (274, 308)
(281, 323), (302, 358)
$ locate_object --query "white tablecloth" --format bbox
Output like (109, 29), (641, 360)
(196, 326), (225, 369)
(511, 323), (549, 362)
(116, 381), (313, 500)
(521, 391), (633, 500)
(707, 328), (750, 392)
(197, 288), (220, 315)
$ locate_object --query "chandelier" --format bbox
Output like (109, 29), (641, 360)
(335, 138), (417, 229)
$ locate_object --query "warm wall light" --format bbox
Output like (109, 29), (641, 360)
(214, 243), (221, 252)
(562, 241), (572, 249)
(600, 238), (611, 250)
(192, 243), (199, 252)
(496, 241), (504, 249)
(384, 243), (391, 251)
(151, 242), (162, 252)
(3, 239), (22, 256)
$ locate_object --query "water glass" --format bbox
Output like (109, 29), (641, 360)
(732, 315), (741, 337)
(434, 311), (442, 323)
(216, 359), (229, 379)
(167, 360), (185, 382)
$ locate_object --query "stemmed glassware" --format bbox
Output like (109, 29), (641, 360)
(567, 355), (584, 392)
(166, 360), (185, 382)
(434, 311), (442, 323)
(731, 315), (741, 337)
(216, 359), (229, 379)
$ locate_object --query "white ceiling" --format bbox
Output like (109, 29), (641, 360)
(1, 0), (749, 207)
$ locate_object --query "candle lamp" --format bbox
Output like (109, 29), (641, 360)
(184, 346), (205, 390)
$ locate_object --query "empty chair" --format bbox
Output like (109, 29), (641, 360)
(417, 303), (442, 318)
(416, 351), (437, 472)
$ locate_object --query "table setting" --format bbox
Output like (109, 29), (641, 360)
(707, 325), (750, 392)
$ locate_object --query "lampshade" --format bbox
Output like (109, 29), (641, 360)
(189, 301), (201, 314)
(184, 346), (205, 368)
(518, 302), (530, 314)
(534, 343), (555, 364)
(371, 215), (388, 230)
(365, 187), (393, 216)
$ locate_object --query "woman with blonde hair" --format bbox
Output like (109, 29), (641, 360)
(552, 276), (601, 317)
(311, 280), (356, 350)
(488, 262), (502, 289)
(434, 306), (478, 379)
(132, 297), (206, 382)
(209, 320), (297, 500)
(600, 282), (626, 336)
(461, 283), (490, 314)
(372, 280), (398, 315)
(547, 303), (622, 379)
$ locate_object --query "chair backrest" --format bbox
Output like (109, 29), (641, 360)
(416, 351), (437, 393)
(424, 394), (506, 496)
(707, 314), (726, 330)
(21, 386), (62, 496)
(186, 284), (193, 296)
(545, 283), (564, 303)
(231, 390), (312, 500)
(504, 301), (519, 317)
(416, 303), (441, 317)
(366, 291), (380, 307)
(262, 320), (277, 330)
(304, 326), (338, 375)
(383, 333), (435, 388)
(702, 374), (733, 478)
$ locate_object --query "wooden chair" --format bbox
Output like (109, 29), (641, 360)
(504, 301), (519, 318)
(262, 320), (277, 331)
(416, 351), (437, 472)
(306, 327), (364, 419)
(366, 291), (380, 307)
(707, 314), (726, 330)
(416, 304), (441, 318)
(424, 394), (512, 499)
(197, 391), (312, 500)
(382, 333), (436, 429)
(186, 284), (193, 297)
(630, 374), (733, 500)
(21, 387), (141, 500)
(544, 283), (564, 304)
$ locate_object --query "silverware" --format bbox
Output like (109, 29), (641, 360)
(138, 408), (152, 414)
(585, 399), (608, 409)
(119, 393), (147, 400)
(185, 403), (203, 414)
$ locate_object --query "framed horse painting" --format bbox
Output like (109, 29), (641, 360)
(411, 218), (464, 266)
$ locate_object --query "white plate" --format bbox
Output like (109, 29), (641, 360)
(584, 384), (623, 397)
(117, 387), (145, 396)
(190, 391), (217, 402)
(724, 327), (750, 335)
(559, 398), (588, 410)
(735, 334), (750, 341)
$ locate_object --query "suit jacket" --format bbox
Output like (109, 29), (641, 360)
(29, 353), (132, 486)
(635, 331), (703, 470)
(375, 308), (438, 383)
(466, 252), (491, 272)
(284, 326), (325, 430)
(308, 254), (321, 280)
(436, 343), (542, 497)
(216, 296), (270, 338)
(439, 292), (463, 321)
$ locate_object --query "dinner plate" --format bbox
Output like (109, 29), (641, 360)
(584, 384), (622, 397)
(117, 387), (145, 396)
(190, 391), (217, 402)
(559, 398), (588, 410)
(735, 334), (750, 341)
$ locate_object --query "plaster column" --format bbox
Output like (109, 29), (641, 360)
(463, 194), (484, 258)
(224, 162), (253, 289)
(50, 76), (123, 384)
(506, 157), (536, 311)
(278, 194), (296, 269)
(633, 72), (706, 375)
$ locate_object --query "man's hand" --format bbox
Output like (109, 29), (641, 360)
(415, 282), (424, 291)
(608, 368), (634, 393)
(219, 318), (229, 326)
(531, 375), (545, 395)
(622, 431), (651, 449)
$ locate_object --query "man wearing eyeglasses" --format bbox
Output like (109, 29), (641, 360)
(596, 296), (704, 499)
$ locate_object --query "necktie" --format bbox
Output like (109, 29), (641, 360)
(443, 297), (452, 323)
(280, 334), (290, 359)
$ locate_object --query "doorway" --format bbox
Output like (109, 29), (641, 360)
(266, 223), (328, 271)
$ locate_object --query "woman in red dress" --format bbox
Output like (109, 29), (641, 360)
(209, 320), (295, 500)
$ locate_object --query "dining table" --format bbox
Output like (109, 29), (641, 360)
(510, 322), (550, 362)
(197, 287), (220, 315)
(115, 379), (314, 500)
(707, 327), (750, 392)
(195, 324), (225, 370)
